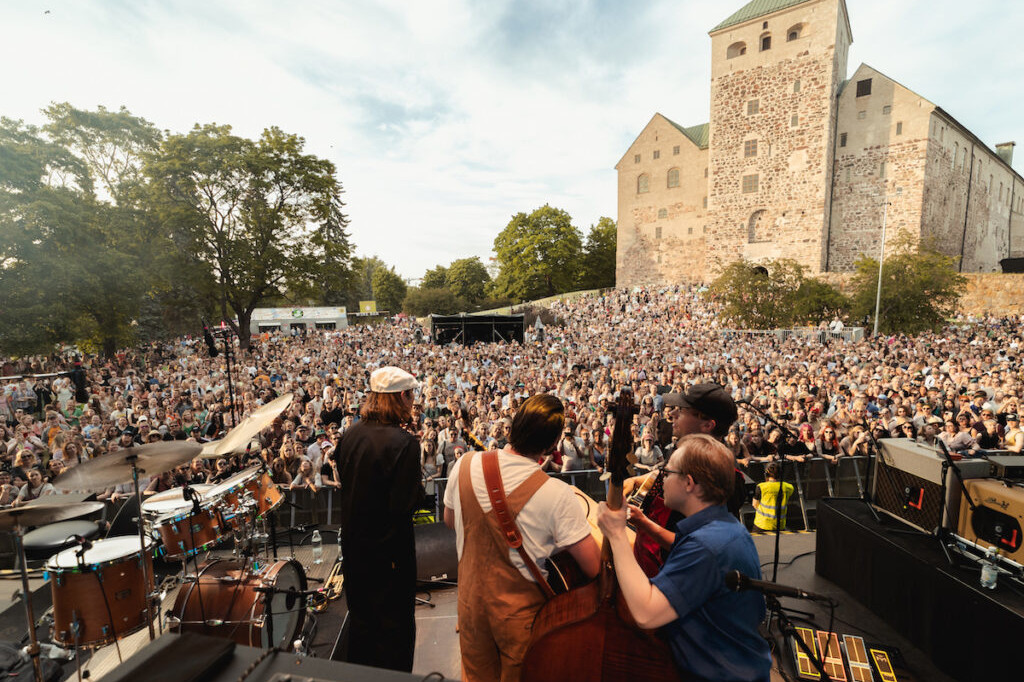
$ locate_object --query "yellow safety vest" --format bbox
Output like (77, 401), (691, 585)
(754, 481), (794, 531)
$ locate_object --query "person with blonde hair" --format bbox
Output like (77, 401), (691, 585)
(597, 434), (770, 682)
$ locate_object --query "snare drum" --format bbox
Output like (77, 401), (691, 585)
(170, 558), (306, 649)
(208, 467), (284, 519)
(47, 536), (155, 647)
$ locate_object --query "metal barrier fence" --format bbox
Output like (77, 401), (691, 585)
(716, 327), (865, 343)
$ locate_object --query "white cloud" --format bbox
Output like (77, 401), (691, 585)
(2, 0), (1021, 279)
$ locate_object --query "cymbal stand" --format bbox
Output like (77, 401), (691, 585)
(129, 455), (157, 640)
(13, 524), (44, 682)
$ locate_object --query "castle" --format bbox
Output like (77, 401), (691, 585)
(615, 0), (1024, 287)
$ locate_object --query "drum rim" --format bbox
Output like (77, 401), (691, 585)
(142, 484), (215, 512)
(47, 534), (155, 569)
(206, 466), (262, 499)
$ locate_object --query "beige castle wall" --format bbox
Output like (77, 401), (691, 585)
(705, 0), (849, 276)
(616, 114), (709, 287)
(827, 65), (931, 270)
(960, 273), (1024, 314)
(921, 115), (1019, 272)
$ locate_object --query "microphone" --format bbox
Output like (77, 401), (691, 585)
(725, 570), (831, 603)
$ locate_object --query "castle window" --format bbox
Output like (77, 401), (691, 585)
(952, 142), (959, 170)
(760, 34), (772, 51)
(688, 227), (694, 235)
(704, 167), (709, 178)
(793, 79), (801, 93)
(638, 174), (649, 193)
(845, 168), (851, 182)
(727, 41), (747, 59)
(882, 105), (892, 115)
(656, 226), (663, 238)
(747, 209), (766, 242)
(896, 122), (903, 135)
(787, 24), (803, 41)
(856, 79), (872, 97)
(703, 196), (708, 208)
(857, 110), (866, 120)
(742, 174), (759, 194)
(879, 161), (886, 179)
(961, 148), (967, 170)
(744, 139), (758, 157)
(673, 145), (680, 155)
(634, 154), (641, 163)
(763, 21), (768, 29)
(653, 150), (660, 160)
(658, 210), (667, 220)
(791, 114), (799, 128)
(840, 132), (847, 147)
(747, 99), (760, 115)
(657, 254), (662, 263)
(667, 168), (680, 188)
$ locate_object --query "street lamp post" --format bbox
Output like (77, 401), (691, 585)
(872, 199), (890, 336)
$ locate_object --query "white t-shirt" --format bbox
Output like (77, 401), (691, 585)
(443, 449), (591, 582)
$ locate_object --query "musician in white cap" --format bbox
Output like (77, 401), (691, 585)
(336, 366), (424, 672)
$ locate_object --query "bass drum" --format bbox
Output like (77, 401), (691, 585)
(170, 558), (306, 649)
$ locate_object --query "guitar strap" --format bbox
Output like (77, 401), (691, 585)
(481, 450), (556, 599)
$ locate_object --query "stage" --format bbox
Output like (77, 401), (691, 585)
(816, 498), (1024, 682)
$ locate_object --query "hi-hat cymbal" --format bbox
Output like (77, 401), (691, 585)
(208, 393), (293, 457)
(0, 502), (105, 531)
(52, 441), (202, 492)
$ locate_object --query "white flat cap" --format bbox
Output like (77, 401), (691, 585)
(369, 366), (419, 393)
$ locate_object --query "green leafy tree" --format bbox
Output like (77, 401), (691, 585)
(849, 233), (966, 334)
(445, 256), (491, 304)
(707, 258), (847, 329)
(0, 109), (173, 357)
(343, 256), (389, 310)
(371, 267), (407, 314)
(579, 217), (617, 290)
(147, 124), (352, 349)
(403, 287), (467, 316)
(492, 204), (582, 301)
(421, 264), (448, 289)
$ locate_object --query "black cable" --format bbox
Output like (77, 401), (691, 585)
(761, 549), (816, 571)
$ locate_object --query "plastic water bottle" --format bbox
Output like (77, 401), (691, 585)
(980, 546), (998, 590)
(312, 529), (323, 564)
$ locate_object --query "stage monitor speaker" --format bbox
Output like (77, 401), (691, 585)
(415, 522), (458, 583)
(872, 439), (990, 534)
(957, 479), (1024, 562)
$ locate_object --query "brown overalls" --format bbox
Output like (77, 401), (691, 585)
(457, 452), (551, 682)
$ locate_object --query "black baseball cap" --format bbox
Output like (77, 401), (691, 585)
(664, 383), (738, 437)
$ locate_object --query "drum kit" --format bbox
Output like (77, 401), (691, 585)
(1, 394), (314, 682)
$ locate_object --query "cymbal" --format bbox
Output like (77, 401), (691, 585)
(52, 441), (202, 492)
(0, 502), (105, 531)
(208, 393), (293, 457)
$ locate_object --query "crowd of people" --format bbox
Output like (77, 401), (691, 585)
(1, 286), (1022, 508)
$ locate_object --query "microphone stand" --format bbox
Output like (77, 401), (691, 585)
(767, 595), (833, 682)
(738, 400), (799, 584)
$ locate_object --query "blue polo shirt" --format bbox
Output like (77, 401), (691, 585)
(651, 504), (771, 682)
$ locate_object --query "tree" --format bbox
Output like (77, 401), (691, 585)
(342, 256), (389, 310)
(492, 204), (582, 301)
(578, 217), (617, 290)
(421, 264), (448, 289)
(445, 257), (491, 304)
(147, 124), (352, 349)
(849, 233), (966, 334)
(0, 109), (173, 357)
(403, 287), (467, 317)
(706, 258), (847, 329)
(371, 267), (407, 314)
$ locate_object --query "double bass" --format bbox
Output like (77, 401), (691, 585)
(521, 390), (684, 681)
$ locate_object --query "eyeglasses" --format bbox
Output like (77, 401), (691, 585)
(662, 468), (689, 479)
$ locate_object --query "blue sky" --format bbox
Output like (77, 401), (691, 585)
(2, 0), (1021, 280)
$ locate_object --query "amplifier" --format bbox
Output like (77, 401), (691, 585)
(872, 439), (990, 533)
(988, 455), (1024, 480)
(957, 479), (1024, 562)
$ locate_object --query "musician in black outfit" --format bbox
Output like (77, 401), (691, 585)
(336, 367), (424, 672)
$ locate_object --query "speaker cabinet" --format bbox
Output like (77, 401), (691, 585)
(958, 479), (1024, 562)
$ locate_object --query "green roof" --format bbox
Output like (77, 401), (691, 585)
(664, 117), (709, 150)
(711, 0), (814, 33)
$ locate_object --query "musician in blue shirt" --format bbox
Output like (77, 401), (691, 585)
(598, 434), (771, 682)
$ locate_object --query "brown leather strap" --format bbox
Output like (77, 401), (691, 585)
(481, 450), (556, 599)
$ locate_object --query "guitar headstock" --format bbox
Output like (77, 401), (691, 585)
(607, 389), (638, 494)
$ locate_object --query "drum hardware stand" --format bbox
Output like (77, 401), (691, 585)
(128, 455), (157, 641)
(12, 524), (45, 682)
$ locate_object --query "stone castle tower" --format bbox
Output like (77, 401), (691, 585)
(616, 0), (1022, 287)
